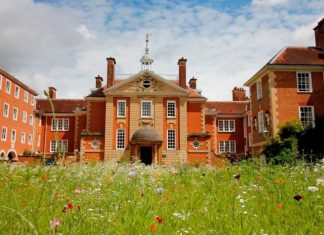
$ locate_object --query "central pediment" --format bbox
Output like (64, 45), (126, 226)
(104, 70), (188, 96)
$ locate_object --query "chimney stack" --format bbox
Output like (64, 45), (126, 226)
(189, 77), (197, 89)
(106, 57), (116, 88)
(95, 75), (103, 88)
(48, 87), (57, 99)
(232, 87), (246, 101)
(178, 57), (187, 89)
(314, 18), (324, 48)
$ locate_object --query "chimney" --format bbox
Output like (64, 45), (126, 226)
(48, 87), (56, 99)
(189, 77), (197, 89)
(314, 18), (324, 48)
(95, 75), (103, 88)
(232, 87), (246, 101)
(106, 57), (116, 88)
(178, 57), (187, 89)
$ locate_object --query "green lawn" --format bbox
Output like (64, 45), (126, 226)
(0, 161), (323, 234)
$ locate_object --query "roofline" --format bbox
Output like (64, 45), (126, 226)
(0, 67), (38, 96)
(244, 64), (324, 86)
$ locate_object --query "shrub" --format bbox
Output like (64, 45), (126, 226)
(263, 137), (297, 165)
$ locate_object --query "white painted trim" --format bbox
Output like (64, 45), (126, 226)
(296, 71), (313, 93)
(167, 100), (176, 118)
(141, 100), (153, 118)
(116, 129), (126, 150)
(7, 149), (18, 161)
(167, 129), (176, 150)
(117, 100), (127, 118)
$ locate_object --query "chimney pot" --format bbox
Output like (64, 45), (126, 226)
(178, 57), (187, 89)
(48, 87), (57, 99)
(189, 77), (197, 89)
(107, 57), (116, 88)
(232, 87), (246, 101)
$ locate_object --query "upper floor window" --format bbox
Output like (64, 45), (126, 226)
(22, 111), (27, 123)
(51, 118), (69, 131)
(116, 129), (125, 149)
(219, 140), (236, 153)
(11, 129), (17, 143)
(167, 101), (176, 118)
(29, 115), (34, 125)
(297, 72), (312, 92)
(299, 106), (315, 128)
(1, 127), (7, 141)
(167, 129), (176, 150)
(13, 107), (18, 121)
(117, 100), (126, 118)
(50, 139), (68, 152)
(141, 100), (152, 118)
(5, 80), (11, 94)
(14, 86), (20, 98)
(258, 111), (264, 134)
(3, 103), (9, 117)
(256, 79), (262, 100)
(24, 91), (29, 102)
(218, 120), (235, 132)
(31, 96), (35, 106)
(21, 132), (26, 144)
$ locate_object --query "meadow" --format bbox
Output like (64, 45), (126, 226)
(0, 161), (323, 234)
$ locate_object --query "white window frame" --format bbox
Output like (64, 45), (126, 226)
(51, 118), (69, 131)
(297, 72), (312, 93)
(5, 80), (11, 94)
(258, 111), (264, 134)
(11, 129), (17, 143)
(22, 111), (27, 123)
(1, 127), (7, 141)
(116, 129), (125, 149)
(248, 133), (252, 147)
(21, 132), (26, 144)
(0, 74), (2, 90)
(218, 120), (235, 132)
(167, 129), (176, 150)
(37, 134), (40, 147)
(3, 103), (9, 118)
(219, 140), (236, 153)
(29, 115), (34, 125)
(28, 134), (32, 145)
(14, 85), (20, 99)
(167, 101), (176, 118)
(299, 106), (315, 128)
(141, 100), (153, 118)
(24, 91), (29, 102)
(50, 139), (68, 152)
(256, 79), (262, 100)
(31, 96), (35, 106)
(117, 100), (126, 118)
(13, 107), (18, 121)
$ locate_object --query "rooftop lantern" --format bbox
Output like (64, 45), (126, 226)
(140, 34), (154, 70)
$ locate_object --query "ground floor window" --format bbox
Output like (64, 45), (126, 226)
(219, 141), (236, 153)
(50, 140), (68, 152)
(116, 129), (125, 149)
(167, 129), (176, 150)
(299, 106), (315, 128)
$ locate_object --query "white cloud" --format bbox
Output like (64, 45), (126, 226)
(252, 0), (290, 6)
(0, 0), (323, 100)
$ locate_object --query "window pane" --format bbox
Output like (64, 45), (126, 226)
(141, 101), (152, 117)
(167, 129), (176, 149)
(117, 129), (125, 149)
(167, 101), (176, 117)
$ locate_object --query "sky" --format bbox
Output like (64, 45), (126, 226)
(0, 0), (323, 100)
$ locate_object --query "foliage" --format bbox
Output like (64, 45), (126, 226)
(22, 150), (33, 156)
(278, 120), (304, 140)
(0, 162), (323, 234)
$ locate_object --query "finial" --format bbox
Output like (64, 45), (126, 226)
(145, 34), (149, 53)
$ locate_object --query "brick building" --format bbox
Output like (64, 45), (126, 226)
(34, 36), (251, 165)
(0, 68), (38, 161)
(244, 18), (324, 153)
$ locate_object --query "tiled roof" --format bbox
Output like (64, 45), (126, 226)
(206, 101), (249, 115)
(0, 67), (38, 96)
(269, 47), (324, 65)
(36, 99), (86, 113)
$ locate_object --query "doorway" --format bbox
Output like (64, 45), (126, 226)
(140, 146), (152, 165)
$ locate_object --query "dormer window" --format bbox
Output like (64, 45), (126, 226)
(297, 72), (312, 92)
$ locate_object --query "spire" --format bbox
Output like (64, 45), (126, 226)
(140, 34), (154, 70)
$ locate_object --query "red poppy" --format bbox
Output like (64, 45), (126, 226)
(41, 175), (47, 182)
(67, 203), (74, 209)
(293, 194), (304, 201)
(155, 216), (164, 223)
(150, 224), (157, 232)
(275, 204), (284, 210)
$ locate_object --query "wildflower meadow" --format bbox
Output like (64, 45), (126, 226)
(0, 161), (323, 234)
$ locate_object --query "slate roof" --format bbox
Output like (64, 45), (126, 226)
(206, 101), (249, 115)
(0, 67), (38, 96)
(36, 99), (86, 113)
(269, 47), (324, 66)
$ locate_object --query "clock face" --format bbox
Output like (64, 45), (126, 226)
(91, 140), (100, 149)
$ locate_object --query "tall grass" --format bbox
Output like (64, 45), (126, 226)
(0, 161), (323, 234)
